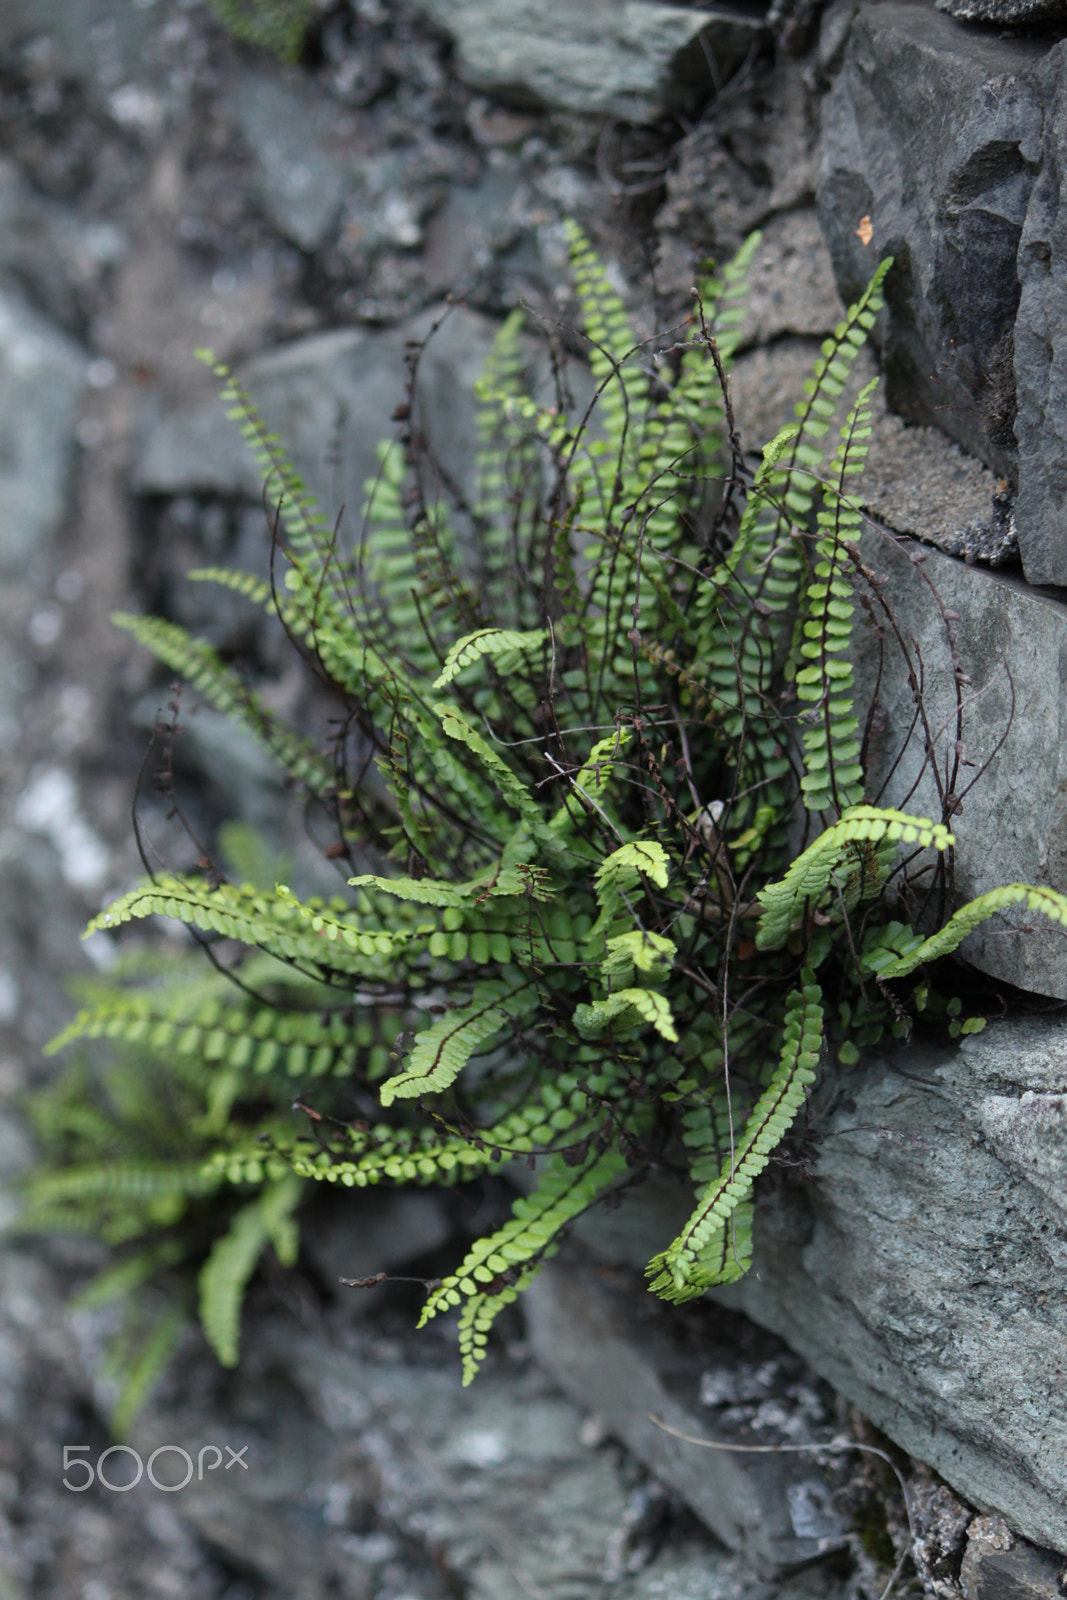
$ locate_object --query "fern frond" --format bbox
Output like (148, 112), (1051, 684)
(601, 928), (675, 989)
(25, 1160), (219, 1209)
(418, 1148), (627, 1383)
(207, 0), (312, 61)
(379, 979), (535, 1106)
(647, 977), (822, 1302)
(755, 806), (954, 954)
(186, 567), (272, 605)
(784, 258), (892, 520)
(595, 839), (670, 899)
(71, 1242), (187, 1312)
(573, 986), (678, 1042)
(113, 612), (334, 796)
(198, 1174), (301, 1367)
(196, 353), (334, 563)
(49, 985), (357, 1083)
(109, 1306), (187, 1440)
(796, 378), (880, 814)
(862, 884), (1067, 980)
(433, 704), (549, 840)
(88, 876), (431, 979)
(349, 865), (546, 907)
(434, 628), (547, 689)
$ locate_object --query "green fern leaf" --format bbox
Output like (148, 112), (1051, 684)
(434, 628), (548, 689)
(574, 986), (678, 1042)
(199, 1174), (301, 1367)
(419, 1148), (626, 1383)
(379, 980), (534, 1106)
(647, 977), (822, 1302)
(863, 883), (1067, 980)
(595, 839), (671, 897)
(756, 806), (954, 953)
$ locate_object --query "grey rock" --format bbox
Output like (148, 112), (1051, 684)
(304, 1187), (452, 1297)
(174, 707), (290, 830)
(134, 305), (499, 536)
(0, 1107), (33, 1236)
(852, 530), (1067, 997)
(231, 69), (350, 253)
(422, 164), (532, 294)
(713, 1017), (1067, 1556)
(911, 1475), (974, 1598)
(0, 0), (161, 94)
(737, 208), (845, 348)
(656, 59), (818, 277)
(1013, 44), (1067, 585)
(937, 0), (1067, 24)
(525, 1261), (850, 1580)
(285, 1328), (675, 1600)
(413, 0), (762, 123)
(0, 159), (125, 333)
(960, 1520), (1066, 1599)
(137, 1368), (377, 1600)
(817, 1), (1048, 479)
(730, 337), (837, 462)
(571, 1172), (693, 1270)
(730, 335), (877, 465)
(0, 826), (98, 1053)
(0, 1239), (235, 1600)
(0, 288), (86, 576)
(862, 411), (1015, 566)
(626, 1544), (800, 1600)
(730, 321), (1013, 565)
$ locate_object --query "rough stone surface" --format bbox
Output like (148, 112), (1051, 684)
(960, 1522), (1066, 1599)
(525, 1260), (850, 1580)
(818, 1), (1048, 478)
(860, 414), (1015, 566)
(0, 288), (86, 576)
(911, 1475), (975, 1598)
(1013, 43), (1067, 586)
(737, 208), (845, 347)
(302, 1186), (452, 1296)
(713, 1017), (1067, 1557)
(414, 0), (762, 123)
(232, 69), (351, 253)
(656, 59), (818, 277)
(272, 1305), (810, 1600)
(0, 158), (124, 333)
(938, 0), (1067, 23)
(134, 304), (499, 529)
(730, 328), (1011, 562)
(852, 529), (1067, 997)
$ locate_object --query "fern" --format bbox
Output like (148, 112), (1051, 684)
(755, 806), (954, 953)
(796, 379), (879, 814)
(112, 612), (334, 796)
(109, 1306), (187, 1441)
(207, 0), (313, 61)
(862, 883), (1067, 979)
(418, 1149), (627, 1384)
(27, 232), (1056, 1407)
(379, 980), (536, 1105)
(434, 628), (548, 689)
(199, 1174), (302, 1366)
(648, 978), (822, 1302)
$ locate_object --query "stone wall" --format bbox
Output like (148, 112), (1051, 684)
(713, 1), (1067, 1582)
(819, 0), (1067, 587)
(3, 0), (1067, 1594)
